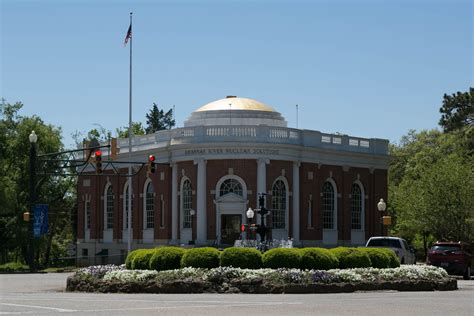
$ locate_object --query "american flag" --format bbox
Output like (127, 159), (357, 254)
(124, 25), (132, 46)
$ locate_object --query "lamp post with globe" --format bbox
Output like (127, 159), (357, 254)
(246, 193), (270, 242)
(377, 198), (387, 236)
(28, 130), (38, 271)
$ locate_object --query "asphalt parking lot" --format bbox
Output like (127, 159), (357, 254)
(0, 273), (473, 315)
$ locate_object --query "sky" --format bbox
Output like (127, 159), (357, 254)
(1, 0), (472, 148)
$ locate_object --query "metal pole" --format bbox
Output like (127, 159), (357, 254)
(127, 12), (133, 254)
(29, 139), (36, 271)
(381, 214), (384, 237)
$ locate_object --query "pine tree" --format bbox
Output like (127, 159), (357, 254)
(145, 103), (175, 134)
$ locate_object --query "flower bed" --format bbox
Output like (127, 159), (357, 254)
(66, 264), (457, 294)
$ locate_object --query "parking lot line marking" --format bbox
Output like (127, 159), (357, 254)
(79, 301), (301, 313)
(0, 303), (77, 313)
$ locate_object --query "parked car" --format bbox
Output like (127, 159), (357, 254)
(426, 241), (473, 280)
(365, 236), (416, 264)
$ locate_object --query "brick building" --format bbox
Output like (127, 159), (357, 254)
(76, 96), (389, 264)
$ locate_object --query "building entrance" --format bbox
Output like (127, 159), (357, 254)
(221, 214), (241, 245)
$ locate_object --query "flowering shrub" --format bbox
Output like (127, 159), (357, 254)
(76, 264), (124, 280)
(203, 266), (245, 283)
(103, 270), (159, 282)
(154, 267), (207, 283)
(73, 264), (449, 288)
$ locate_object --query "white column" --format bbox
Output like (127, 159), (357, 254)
(292, 162), (301, 244)
(171, 163), (178, 243)
(196, 159), (207, 244)
(256, 158), (267, 226)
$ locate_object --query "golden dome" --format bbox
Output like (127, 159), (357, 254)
(195, 96), (276, 112)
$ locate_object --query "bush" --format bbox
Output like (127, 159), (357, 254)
(377, 248), (400, 268)
(262, 248), (301, 269)
(131, 249), (157, 270)
(149, 247), (186, 271)
(299, 248), (339, 270)
(220, 247), (263, 269)
(330, 247), (371, 269)
(125, 249), (141, 269)
(360, 248), (391, 268)
(181, 247), (220, 269)
(0, 262), (30, 272)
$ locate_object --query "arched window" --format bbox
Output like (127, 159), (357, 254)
(123, 182), (133, 230)
(145, 182), (154, 229)
(85, 198), (91, 230)
(219, 179), (243, 196)
(322, 181), (335, 229)
(351, 183), (363, 230)
(105, 185), (114, 229)
(182, 180), (192, 228)
(272, 179), (286, 229)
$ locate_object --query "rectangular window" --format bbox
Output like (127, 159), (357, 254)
(307, 197), (313, 228)
(85, 200), (91, 230)
(183, 182), (192, 228)
(82, 248), (88, 257)
(124, 191), (133, 229)
(322, 185), (334, 229)
(146, 192), (154, 229)
(106, 192), (114, 229)
(160, 195), (165, 228)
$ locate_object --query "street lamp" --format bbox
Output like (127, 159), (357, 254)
(246, 193), (269, 242)
(29, 130), (38, 271)
(377, 198), (386, 236)
(189, 209), (195, 244)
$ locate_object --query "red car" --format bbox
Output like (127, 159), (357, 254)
(426, 241), (473, 280)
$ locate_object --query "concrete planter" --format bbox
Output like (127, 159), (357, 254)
(67, 275), (457, 294)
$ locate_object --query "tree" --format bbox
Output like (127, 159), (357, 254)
(390, 130), (474, 256)
(145, 103), (175, 134)
(0, 101), (75, 266)
(115, 122), (145, 138)
(439, 88), (474, 151)
(439, 88), (473, 132)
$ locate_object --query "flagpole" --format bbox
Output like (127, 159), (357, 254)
(127, 12), (133, 254)
(296, 104), (299, 129)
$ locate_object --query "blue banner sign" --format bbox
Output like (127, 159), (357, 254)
(33, 204), (48, 237)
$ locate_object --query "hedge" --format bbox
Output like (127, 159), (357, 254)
(262, 248), (301, 269)
(299, 248), (339, 270)
(220, 247), (262, 269)
(131, 249), (156, 270)
(125, 249), (141, 269)
(149, 247), (186, 271)
(330, 247), (371, 269)
(0, 262), (30, 272)
(377, 248), (400, 268)
(359, 248), (391, 269)
(181, 247), (220, 269)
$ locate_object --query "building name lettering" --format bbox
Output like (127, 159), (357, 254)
(185, 148), (279, 156)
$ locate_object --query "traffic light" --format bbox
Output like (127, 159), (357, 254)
(110, 137), (119, 160)
(258, 193), (265, 209)
(147, 155), (156, 174)
(95, 150), (102, 174)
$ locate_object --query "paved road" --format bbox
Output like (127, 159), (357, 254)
(0, 273), (473, 315)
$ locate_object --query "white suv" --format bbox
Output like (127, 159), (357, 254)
(365, 237), (416, 264)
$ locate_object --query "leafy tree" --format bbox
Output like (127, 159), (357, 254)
(390, 130), (474, 257)
(0, 101), (75, 266)
(145, 103), (175, 134)
(115, 122), (145, 138)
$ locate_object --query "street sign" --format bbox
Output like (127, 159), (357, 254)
(66, 249), (76, 256)
(33, 204), (48, 237)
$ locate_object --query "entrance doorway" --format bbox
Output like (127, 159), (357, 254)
(221, 215), (241, 245)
